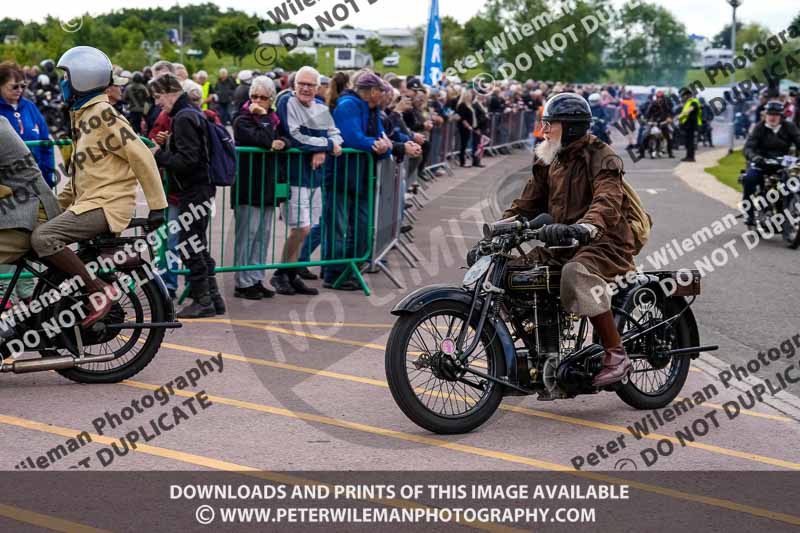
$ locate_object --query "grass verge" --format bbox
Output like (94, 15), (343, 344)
(704, 149), (745, 192)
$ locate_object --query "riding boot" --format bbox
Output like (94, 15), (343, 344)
(589, 311), (631, 387)
(43, 248), (120, 328)
(208, 277), (226, 315)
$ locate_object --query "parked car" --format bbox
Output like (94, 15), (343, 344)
(382, 52), (400, 67)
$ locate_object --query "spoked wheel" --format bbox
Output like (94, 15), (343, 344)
(782, 193), (800, 249)
(385, 300), (506, 434)
(34, 269), (166, 383)
(613, 286), (692, 410)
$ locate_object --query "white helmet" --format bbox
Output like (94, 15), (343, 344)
(37, 74), (50, 87)
(588, 93), (602, 104)
(57, 46), (113, 93)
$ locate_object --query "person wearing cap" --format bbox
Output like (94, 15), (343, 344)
(105, 71), (129, 117)
(317, 76), (330, 104)
(124, 72), (149, 134)
(324, 71), (392, 291)
(232, 70), (254, 118)
(742, 101), (800, 226)
(499, 92), (638, 388)
(30, 46), (167, 329)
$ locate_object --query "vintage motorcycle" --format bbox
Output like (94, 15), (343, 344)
(0, 218), (181, 382)
(644, 121), (666, 159)
(740, 156), (800, 249)
(385, 214), (718, 434)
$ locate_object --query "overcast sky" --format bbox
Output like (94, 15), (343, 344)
(9, 0), (796, 40)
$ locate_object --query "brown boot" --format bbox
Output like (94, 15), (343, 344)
(589, 310), (632, 387)
(592, 344), (632, 387)
(42, 249), (117, 328)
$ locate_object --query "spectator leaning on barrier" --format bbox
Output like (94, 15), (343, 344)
(275, 66), (343, 296)
(231, 76), (289, 300)
(30, 46), (168, 329)
(0, 61), (54, 187)
(326, 72), (392, 291)
(214, 68), (237, 126)
(149, 73), (224, 319)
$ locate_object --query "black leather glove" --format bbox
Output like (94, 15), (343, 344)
(539, 224), (592, 246)
(147, 209), (166, 230)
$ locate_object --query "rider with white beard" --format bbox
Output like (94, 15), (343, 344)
(500, 92), (638, 387)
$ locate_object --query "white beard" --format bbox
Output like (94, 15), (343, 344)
(535, 139), (561, 165)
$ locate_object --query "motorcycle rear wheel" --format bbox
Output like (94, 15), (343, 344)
(385, 300), (506, 434)
(613, 286), (692, 410)
(33, 269), (166, 384)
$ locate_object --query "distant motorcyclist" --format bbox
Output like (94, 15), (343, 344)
(639, 90), (674, 159)
(501, 92), (638, 387)
(588, 93), (611, 145)
(742, 101), (800, 226)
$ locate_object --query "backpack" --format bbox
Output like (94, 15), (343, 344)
(583, 146), (653, 255)
(177, 107), (237, 186)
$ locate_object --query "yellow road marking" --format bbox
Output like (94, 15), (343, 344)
(112, 381), (800, 526)
(0, 414), (519, 533)
(675, 397), (790, 422)
(0, 502), (110, 533)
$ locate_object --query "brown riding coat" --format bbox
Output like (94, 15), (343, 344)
(502, 134), (636, 281)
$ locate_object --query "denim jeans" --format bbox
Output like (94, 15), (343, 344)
(299, 224), (321, 263)
(742, 165), (764, 220)
(157, 204), (181, 292)
(321, 186), (371, 283)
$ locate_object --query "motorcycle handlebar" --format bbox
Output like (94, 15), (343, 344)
(482, 213), (555, 239)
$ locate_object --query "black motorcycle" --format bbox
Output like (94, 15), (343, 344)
(385, 215), (718, 434)
(740, 156), (800, 249)
(0, 218), (180, 382)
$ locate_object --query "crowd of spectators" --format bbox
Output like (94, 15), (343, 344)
(5, 54), (800, 306)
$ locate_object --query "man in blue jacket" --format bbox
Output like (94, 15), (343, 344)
(325, 72), (392, 291)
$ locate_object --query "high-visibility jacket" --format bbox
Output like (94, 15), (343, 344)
(620, 98), (637, 120)
(201, 81), (211, 111)
(679, 98), (702, 126)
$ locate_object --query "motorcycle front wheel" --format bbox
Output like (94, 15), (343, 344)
(782, 192), (800, 249)
(385, 300), (506, 434)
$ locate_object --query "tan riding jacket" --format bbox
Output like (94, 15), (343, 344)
(61, 94), (167, 233)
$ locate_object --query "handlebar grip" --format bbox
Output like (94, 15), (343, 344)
(483, 221), (520, 238)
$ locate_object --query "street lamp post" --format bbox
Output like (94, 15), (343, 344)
(728, 0), (741, 154)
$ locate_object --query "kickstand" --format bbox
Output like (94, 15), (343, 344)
(73, 325), (84, 361)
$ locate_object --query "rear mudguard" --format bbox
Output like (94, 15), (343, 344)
(615, 274), (701, 358)
(391, 284), (517, 373)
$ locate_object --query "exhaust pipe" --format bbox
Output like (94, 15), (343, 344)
(1, 353), (118, 374)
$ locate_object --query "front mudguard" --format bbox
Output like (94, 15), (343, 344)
(391, 284), (518, 377)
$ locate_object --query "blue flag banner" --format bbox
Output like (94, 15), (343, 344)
(422, 0), (442, 86)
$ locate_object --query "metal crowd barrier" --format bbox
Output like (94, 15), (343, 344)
(9, 140), (380, 296)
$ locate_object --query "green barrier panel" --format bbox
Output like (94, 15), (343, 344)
(5, 139), (376, 297)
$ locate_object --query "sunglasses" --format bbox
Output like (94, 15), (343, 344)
(250, 94), (271, 101)
(541, 120), (552, 130)
(7, 82), (27, 91)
